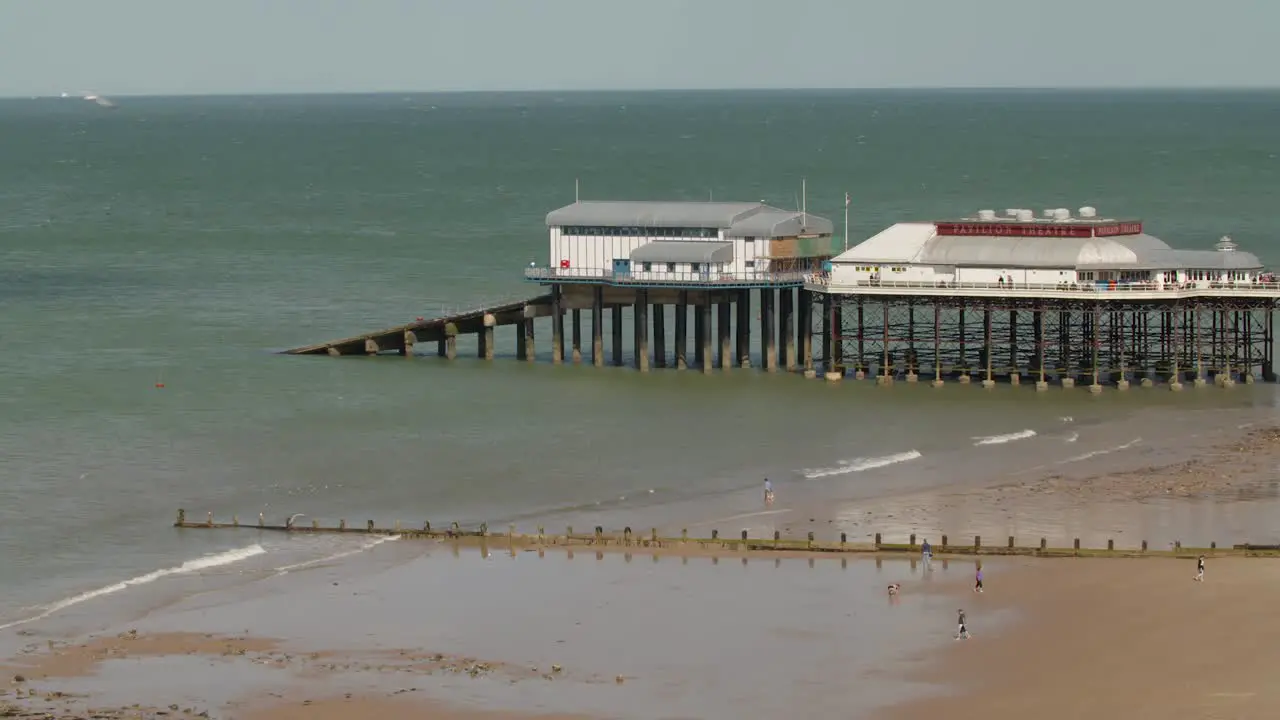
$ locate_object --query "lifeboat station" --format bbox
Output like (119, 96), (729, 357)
(809, 207), (1280, 390)
(521, 200), (840, 372)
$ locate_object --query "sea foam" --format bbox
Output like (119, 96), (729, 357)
(0, 544), (265, 631)
(972, 429), (1037, 446)
(802, 450), (922, 479)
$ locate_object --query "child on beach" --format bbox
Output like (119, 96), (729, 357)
(974, 565), (984, 593)
(887, 583), (900, 596)
(1195, 555), (1205, 582)
(921, 539), (932, 571)
(763, 478), (774, 505)
(956, 609), (970, 640)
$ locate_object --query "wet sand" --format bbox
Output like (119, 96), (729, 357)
(887, 556), (1280, 719)
(1, 549), (980, 719)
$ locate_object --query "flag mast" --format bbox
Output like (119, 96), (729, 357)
(844, 192), (851, 251)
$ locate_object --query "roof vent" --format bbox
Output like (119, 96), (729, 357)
(1078, 206), (1097, 218)
(1052, 208), (1071, 222)
(1005, 209), (1020, 218)
(1043, 209), (1056, 218)
(1015, 209), (1034, 222)
(977, 209), (997, 221)
(1216, 235), (1238, 252)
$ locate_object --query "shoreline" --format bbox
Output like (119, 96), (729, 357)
(169, 426), (1280, 558)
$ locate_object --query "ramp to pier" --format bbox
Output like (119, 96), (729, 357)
(283, 295), (550, 356)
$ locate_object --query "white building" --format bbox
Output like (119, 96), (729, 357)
(826, 207), (1265, 292)
(530, 200), (838, 286)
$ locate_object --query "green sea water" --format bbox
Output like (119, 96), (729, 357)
(1, 90), (1278, 628)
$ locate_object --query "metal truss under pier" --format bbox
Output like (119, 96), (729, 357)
(812, 294), (1279, 389)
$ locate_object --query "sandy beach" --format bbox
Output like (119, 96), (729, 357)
(888, 556), (1280, 719)
(3, 545), (1280, 718)
(4, 429), (1280, 718)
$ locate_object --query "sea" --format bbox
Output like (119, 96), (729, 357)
(2, 89), (1280, 638)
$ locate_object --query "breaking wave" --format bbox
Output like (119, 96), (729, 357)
(802, 450), (922, 479)
(973, 429), (1037, 446)
(1059, 438), (1143, 464)
(0, 544), (266, 631)
(274, 535), (400, 575)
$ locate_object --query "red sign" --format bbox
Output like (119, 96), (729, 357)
(934, 221), (1143, 238)
(1092, 222), (1143, 237)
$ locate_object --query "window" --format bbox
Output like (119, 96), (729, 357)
(641, 262), (652, 272)
(745, 260), (755, 269)
(666, 263), (676, 273)
(744, 236), (755, 243)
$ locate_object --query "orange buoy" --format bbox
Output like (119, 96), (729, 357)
(155, 383), (165, 389)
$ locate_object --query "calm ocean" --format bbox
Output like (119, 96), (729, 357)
(1, 89), (1278, 631)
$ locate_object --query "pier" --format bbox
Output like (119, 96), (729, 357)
(283, 201), (1280, 389)
(172, 509), (1280, 559)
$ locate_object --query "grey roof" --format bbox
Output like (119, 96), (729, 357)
(917, 233), (1173, 269)
(1086, 249), (1263, 271)
(546, 201), (832, 237)
(724, 208), (834, 237)
(630, 241), (734, 264)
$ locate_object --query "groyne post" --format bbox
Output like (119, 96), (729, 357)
(176, 508), (185, 526)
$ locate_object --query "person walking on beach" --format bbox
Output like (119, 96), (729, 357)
(921, 538), (932, 571)
(974, 564), (984, 593)
(1195, 555), (1205, 582)
(763, 478), (774, 505)
(956, 609), (970, 640)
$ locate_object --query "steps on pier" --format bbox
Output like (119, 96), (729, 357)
(283, 295), (550, 356)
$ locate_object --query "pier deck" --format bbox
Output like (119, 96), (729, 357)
(284, 295), (551, 356)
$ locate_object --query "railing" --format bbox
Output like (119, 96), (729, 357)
(805, 275), (1280, 295)
(524, 267), (810, 286)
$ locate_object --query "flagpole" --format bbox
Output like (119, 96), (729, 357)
(844, 192), (850, 251)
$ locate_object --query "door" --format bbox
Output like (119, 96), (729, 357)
(612, 258), (631, 276)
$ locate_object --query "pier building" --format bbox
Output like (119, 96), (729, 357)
(807, 207), (1280, 390)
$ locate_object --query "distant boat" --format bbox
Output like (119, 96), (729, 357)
(80, 93), (116, 109)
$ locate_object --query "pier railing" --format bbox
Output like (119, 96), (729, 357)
(525, 266), (809, 287)
(806, 275), (1280, 299)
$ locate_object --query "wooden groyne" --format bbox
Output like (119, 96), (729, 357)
(284, 295), (551, 357)
(172, 510), (1280, 559)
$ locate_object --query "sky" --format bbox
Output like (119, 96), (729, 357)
(0, 0), (1276, 97)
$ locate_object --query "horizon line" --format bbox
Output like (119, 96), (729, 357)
(4, 84), (1280, 100)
